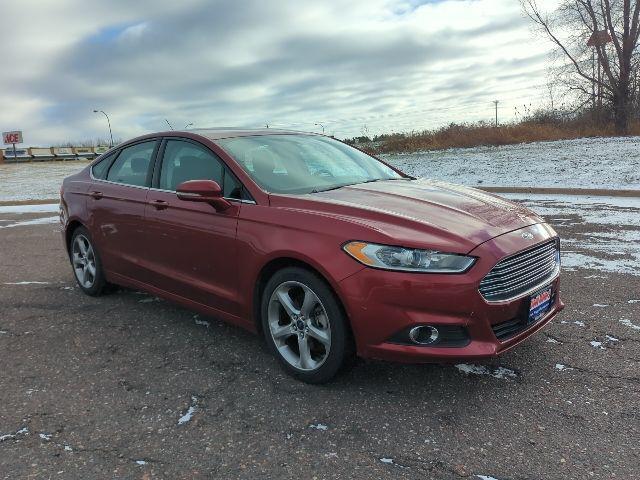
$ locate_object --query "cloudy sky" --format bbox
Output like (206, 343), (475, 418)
(1, 0), (557, 146)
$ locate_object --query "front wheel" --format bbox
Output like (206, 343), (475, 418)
(69, 227), (108, 296)
(261, 267), (353, 384)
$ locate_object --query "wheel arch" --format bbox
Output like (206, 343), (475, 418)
(252, 257), (353, 339)
(64, 220), (86, 255)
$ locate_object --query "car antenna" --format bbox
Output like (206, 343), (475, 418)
(165, 119), (174, 130)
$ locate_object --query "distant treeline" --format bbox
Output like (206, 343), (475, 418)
(345, 109), (640, 154)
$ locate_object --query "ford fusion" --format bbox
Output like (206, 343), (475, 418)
(60, 129), (564, 383)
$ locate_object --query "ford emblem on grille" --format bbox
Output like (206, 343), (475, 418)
(521, 231), (534, 240)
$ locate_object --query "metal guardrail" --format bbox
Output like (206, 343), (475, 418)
(0, 146), (109, 163)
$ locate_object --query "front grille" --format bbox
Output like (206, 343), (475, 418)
(479, 239), (560, 302)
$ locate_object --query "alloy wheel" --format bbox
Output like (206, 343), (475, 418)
(267, 281), (331, 371)
(72, 234), (97, 289)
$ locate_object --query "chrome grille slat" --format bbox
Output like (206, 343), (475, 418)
(479, 239), (560, 302)
(484, 245), (556, 278)
(485, 242), (555, 271)
(481, 254), (557, 286)
(482, 264), (559, 298)
(481, 261), (557, 293)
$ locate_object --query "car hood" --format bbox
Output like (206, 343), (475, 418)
(281, 179), (545, 253)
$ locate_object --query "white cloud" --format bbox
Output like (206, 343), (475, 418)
(0, 0), (555, 145)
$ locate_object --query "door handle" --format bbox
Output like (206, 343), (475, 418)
(90, 191), (103, 200)
(150, 199), (169, 210)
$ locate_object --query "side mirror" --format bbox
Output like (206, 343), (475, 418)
(176, 180), (232, 211)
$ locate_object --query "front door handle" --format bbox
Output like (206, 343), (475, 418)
(90, 191), (103, 200)
(150, 199), (169, 210)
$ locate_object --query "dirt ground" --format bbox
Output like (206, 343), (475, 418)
(0, 205), (639, 479)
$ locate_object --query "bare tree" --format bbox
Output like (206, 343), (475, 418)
(523, 0), (640, 133)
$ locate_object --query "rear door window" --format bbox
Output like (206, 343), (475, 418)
(106, 141), (156, 187)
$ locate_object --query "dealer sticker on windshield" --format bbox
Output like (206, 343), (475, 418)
(529, 285), (552, 322)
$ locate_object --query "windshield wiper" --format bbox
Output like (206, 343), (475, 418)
(354, 176), (415, 186)
(309, 176), (414, 194)
(309, 185), (348, 194)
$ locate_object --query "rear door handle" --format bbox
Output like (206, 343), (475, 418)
(150, 199), (169, 210)
(90, 191), (103, 200)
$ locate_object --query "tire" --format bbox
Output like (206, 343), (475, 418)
(69, 226), (108, 296)
(261, 267), (353, 384)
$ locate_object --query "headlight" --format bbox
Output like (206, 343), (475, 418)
(343, 241), (476, 273)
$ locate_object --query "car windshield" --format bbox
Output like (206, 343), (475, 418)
(216, 134), (404, 194)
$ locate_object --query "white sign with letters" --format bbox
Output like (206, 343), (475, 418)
(3, 131), (23, 144)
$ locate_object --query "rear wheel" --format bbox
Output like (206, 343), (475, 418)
(261, 267), (353, 383)
(70, 227), (108, 296)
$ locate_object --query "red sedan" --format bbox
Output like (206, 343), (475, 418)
(60, 129), (564, 383)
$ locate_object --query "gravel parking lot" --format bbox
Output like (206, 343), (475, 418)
(1, 198), (639, 479)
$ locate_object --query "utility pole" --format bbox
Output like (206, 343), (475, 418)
(493, 100), (499, 127)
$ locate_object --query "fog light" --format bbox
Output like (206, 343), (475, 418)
(408, 325), (439, 345)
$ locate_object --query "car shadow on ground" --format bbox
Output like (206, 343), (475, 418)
(103, 285), (528, 398)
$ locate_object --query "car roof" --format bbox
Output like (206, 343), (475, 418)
(185, 127), (317, 141)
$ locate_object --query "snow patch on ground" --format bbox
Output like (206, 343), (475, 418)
(0, 203), (58, 214)
(178, 396), (198, 425)
(455, 364), (517, 379)
(560, 320), (585, 327)
(39, 433), (52, 441)
(384, 136), (640, 191)
(0, 216), (59, 229)
(138, 297), (160, 303)
(135, 460), (147, 466)
(629, 299), (640, 304)
(502, 194), (640, 276)
(0, 427), (29, 443)
(379, 457), (408, 468)
(3, 281), (50, 285)
(193, 315), (210, 327)
(309, 423), (328, 431)
(475, 476), (501, 480)
(590, 341), (605, 350)
(555, 364), (572, 371)
(620, 318), (640, 331)
(593, 304), (609, 308)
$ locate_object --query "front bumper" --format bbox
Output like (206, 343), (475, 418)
(338, 224), (564, 363)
